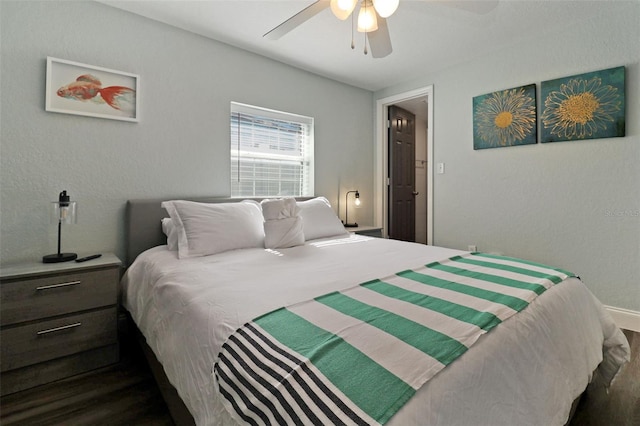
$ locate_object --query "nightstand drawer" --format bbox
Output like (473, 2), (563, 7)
(0, 307), (117, 372)
(0, 267), (118, 326)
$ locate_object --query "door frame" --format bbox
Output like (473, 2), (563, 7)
(375, 85), (434, 245)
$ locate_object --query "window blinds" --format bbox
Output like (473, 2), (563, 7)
(231, 103), (314, 198)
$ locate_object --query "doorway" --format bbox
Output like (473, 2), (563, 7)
(375, 86), (433, 245)
(388, 105), (417, 242)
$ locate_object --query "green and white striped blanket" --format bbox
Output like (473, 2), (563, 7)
(214, 253), (575, 425)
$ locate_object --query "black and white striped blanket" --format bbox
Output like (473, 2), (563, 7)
(214, 252), (575, 425)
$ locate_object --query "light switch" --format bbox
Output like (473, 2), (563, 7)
(437, 163), (445, 174)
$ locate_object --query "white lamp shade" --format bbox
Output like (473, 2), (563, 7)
(357, 0), (378, 32)
(373, 0), (399, 18)
(330, 0), (357, 20)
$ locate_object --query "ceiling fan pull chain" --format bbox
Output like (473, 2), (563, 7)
(364, 28), (368, 55)
(351, 9), (355, 49)
(363, 0), (368, 55)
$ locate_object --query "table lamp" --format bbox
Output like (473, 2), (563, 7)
(43, 190), (78, 263)
(344, 190), (361, 227)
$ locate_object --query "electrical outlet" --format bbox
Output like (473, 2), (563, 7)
(468, 245), (477, 252)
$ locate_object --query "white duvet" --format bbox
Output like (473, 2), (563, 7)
(122, 235), (630, 426)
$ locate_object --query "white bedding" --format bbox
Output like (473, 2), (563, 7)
(122, 234), (630, 426)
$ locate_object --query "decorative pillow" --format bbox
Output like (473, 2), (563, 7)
(161, 218), (178, 251)
(261, 198), (305, 249)
(297, 197), (348, 241)
(264, 217), (305, 249)
(261, 197), (298, 221)
(161, 200), (264, 258)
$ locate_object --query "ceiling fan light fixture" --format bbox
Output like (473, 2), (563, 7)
(330, 0), (357, 20)
(372, 0), (399, 18)
(357, 0), (378, 32)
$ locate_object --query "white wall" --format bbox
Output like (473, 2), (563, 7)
(0, 1), (374, 265)
(375, 1), (640, 311)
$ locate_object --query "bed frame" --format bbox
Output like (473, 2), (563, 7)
(124, 196), (313, 425)
(125, 197), (232, 425)
(123, 196), (584, 426)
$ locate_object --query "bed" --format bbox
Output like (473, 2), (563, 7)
(121, 196), (630, 426)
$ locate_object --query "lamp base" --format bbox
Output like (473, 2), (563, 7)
(43, 253), (77, 263)
(344, 222), (359, 228)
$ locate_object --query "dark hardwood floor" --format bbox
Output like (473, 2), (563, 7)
(570, 329), (639, 426)
(0, 342), (174, 426)
(1, 330), (637, 425)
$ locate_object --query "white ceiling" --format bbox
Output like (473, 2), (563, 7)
(98, 0), (620, 92)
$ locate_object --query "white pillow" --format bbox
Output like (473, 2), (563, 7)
(297, 197), (348, 241)
(161, 218), (178, 251)
(261, 198), (305, 249)
(161, 200), (264, 258)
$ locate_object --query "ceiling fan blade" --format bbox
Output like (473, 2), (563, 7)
(434, 0), (499, 15)
(264, 0), (330, 40)
(367, 16), (392, 58)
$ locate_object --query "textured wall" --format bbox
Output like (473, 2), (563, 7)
(375, 1), (640, 311)
(0, 1), (374, 265)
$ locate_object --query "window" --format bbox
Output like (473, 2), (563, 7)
(230, 102), (314, 198)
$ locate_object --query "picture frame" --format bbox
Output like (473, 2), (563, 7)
(540, 66), (625, 143)
(45, 57), (139, 122)
(472, 84), (537, 150)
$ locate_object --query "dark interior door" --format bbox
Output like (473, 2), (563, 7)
(388, 105), (416, 242)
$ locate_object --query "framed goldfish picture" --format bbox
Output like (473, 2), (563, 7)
(45, 57), (139, 122)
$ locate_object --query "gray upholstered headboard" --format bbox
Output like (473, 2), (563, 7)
(125, 196), (312, 266)
(126, 196), (223, 266)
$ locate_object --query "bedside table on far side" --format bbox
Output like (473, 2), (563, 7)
(0, 253), (122, 396)
(346, 225), (383, 238)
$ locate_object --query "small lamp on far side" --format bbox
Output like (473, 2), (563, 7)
(43, 190), (77, 263)
(344, 190), (360, 228)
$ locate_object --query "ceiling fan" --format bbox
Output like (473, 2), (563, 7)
(264, 0), (498, 58)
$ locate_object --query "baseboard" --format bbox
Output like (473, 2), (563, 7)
(606, 306), (640, 332)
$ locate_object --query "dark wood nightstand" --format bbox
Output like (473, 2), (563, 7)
(347, 225), (383, 238)
(0, 254), (122, 395)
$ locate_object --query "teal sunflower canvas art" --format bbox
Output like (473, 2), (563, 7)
(541, 66), (625, 143)
(473, 84), (537, 150)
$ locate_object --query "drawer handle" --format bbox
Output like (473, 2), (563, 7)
(36, 280), (81, 291)
(36, 322), (82, 335)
